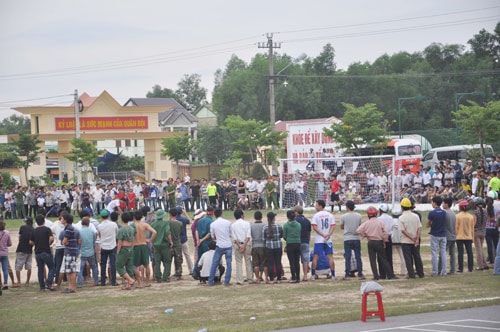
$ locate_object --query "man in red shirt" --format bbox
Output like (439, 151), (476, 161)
(127, 190), (136, 211)
(329, 175), (342, 213)
(117, 188), (127, 211)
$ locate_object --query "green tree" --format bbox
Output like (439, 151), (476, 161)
(0, 143), (19, 168)
(468, 22), (500, 65)
(210, 24), (499, 134)
(423, 43), (464, 72)
(323, 103), (389, 155)
(65, 138), (103, 180)
(195, 126), (231, 164)
(219, 157), (243, 180)
(1, 171), (14, 188)
(147, 74), (207, 112)
(146, 84), (177, 98)
(222, 115), (287, 175)
(311, 43), (336, 75)
(175, 74), (207, 112)
(452, 100), (500, 160)
(161, 132), (194, 178)
(0, 114), (31, 135)
(11, 134), (43, 185)
(106, 155), (144, 172)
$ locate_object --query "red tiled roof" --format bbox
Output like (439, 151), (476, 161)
(70, 92), (97, 107)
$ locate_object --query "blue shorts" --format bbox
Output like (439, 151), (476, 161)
(313, 243), (333, 256)
(300, 243), (310, 263)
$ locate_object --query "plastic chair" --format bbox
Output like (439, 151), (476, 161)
(361, 291), (385, 322)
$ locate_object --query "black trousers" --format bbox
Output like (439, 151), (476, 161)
(457, 239), (474, 272)
(286, 243), (301, 281)
(402, 243), (424, 278)
(265, 247), (282, 281)
(379, 237), (393, 279)
(368, 240), (394, 280)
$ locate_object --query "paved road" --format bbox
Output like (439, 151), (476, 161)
(275, 305), (500, 332)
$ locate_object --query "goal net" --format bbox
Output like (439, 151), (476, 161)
(278, 155), (396, 210)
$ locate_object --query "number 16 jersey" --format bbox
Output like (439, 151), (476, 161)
(311, 210), (335, 243)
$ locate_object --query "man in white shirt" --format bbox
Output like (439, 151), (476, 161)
(378, 204), (395, 279)
(74, 209), (98, 234)
(295, 178), (305, 207)
(231, 209), (252, 285)
(377, 172), (388, 188)
(256, 178), (266, 209)
(320, 164), (331, 181)
(96, 209), (118, 286)
(432, 168), (443, 188)
(423, 168), (432, 188)
(208, 207), (233, 286)
(58, 186), (70, 212)
(401, 170), (411, 188)
(311, 199), (336, 280)
(92, 184), (105, 215)
(105, 197), (124, 215)
(51, 210), (66, 287)
(246, 177), (257, 204)
(337, 171), (347, 190)
(198, 240), (223, 283)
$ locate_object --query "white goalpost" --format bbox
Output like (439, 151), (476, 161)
(278, 155), (396, 211)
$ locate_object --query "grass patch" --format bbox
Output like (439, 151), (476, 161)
(1, 272), (499, 331)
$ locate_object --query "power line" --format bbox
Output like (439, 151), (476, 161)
(283, 69), (500, 79)
(0, 7), (497, 81)
(282, 16), (497, 44)
(0, 44), (255, 80)
(278, 6), (500, 35)
(0, 94), (73, 105)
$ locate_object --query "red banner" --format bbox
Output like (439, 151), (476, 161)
(55, 116), (148, 131)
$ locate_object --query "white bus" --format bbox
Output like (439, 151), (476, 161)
(358, 138), (422, 173)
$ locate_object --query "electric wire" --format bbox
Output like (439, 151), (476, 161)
(281, 16), (497, 44)
(0, 94), (73, 104)
(0, 44), (255, 80)
(277, 6), (500, 35)
(283, 69), (500, 79)
(0, 6), (496, 81)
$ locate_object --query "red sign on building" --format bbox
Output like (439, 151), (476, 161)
(55, 116), (148, 131)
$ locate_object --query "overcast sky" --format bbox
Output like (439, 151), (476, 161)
(0, 0), (498, 120)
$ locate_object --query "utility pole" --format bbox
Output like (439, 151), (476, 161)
(258, 33), (281, 175)
(74, 89), (82, 184)
(74, 89), (80, 139)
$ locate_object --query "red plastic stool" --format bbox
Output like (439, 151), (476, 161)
(361, 291), (385, 322)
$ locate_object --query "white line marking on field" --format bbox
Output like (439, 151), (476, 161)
(360, 319), (500, 332)
(436, 322), (500, 330)
(398, 328), (445, 331)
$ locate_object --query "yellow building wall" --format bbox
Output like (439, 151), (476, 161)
(14, 91), (175, 185)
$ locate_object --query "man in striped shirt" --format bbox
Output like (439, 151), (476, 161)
(61, 214), (81, 293)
